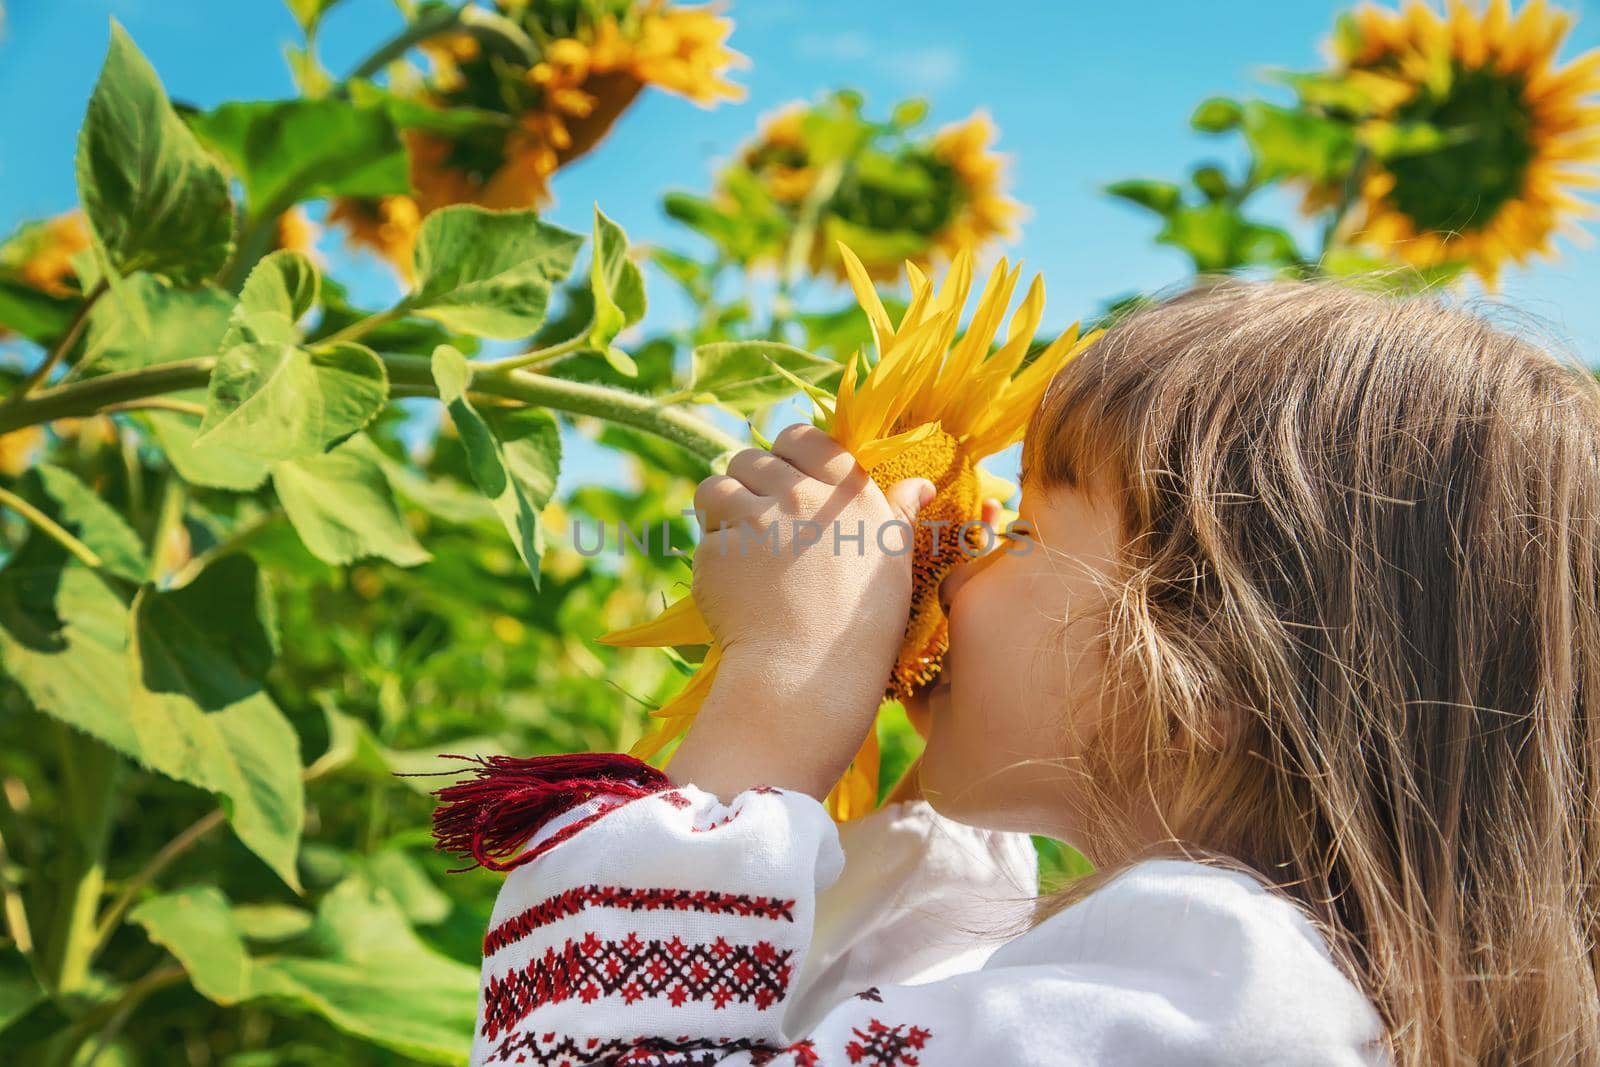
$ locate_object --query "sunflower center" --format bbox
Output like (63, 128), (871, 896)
(1384, 64), (1535, 235)
(831, 153), (962, 239)
(864, 423), (982, 698)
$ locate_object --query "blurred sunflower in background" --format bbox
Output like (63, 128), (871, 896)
(1315, 0), (1600, 282)
(601, 242), (1098, 820)
(725, 92), (1023, 281)
(0, 211), (88, 300)
(332, 0), (745, 278)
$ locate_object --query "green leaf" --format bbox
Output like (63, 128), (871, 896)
(31, 464), (149, 583)
(226, 249), (320, 348)
(409, 206), (583, 339)
(251, 879), (478, 1064)
(1241, 101), (1358, 183)
(1104, 179), (1183, 216)
(0, 947), (45, 1035)
(690, 341), (840, 414)
(198, 341), (387, 462)
(310, 703), (502, 795)
(273, 436), (430, 567)
(0, 279), (76, 345)
(80, 274), (273, 489)
(587, 206), (647, 375)
(130, 877), (477, 1063)
(348, 80), (513, 138)
(0, 562), (305, 889)
(1190, 96), (1244, 134)
(363, 848), (450, 926)
(231, 903), (314, 942)
(1191, 164), (1230, 202)
(189, 99), (408, 213)
(75, 23), (233, 283)
(130, 556), (304, 889)
(431, 345), (560, 584)
(131, 887), (252, 1005)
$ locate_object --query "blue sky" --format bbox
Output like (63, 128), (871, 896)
(5, 0), (1600, 489)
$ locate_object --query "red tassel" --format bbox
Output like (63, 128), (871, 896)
(428, 752), (670, 872)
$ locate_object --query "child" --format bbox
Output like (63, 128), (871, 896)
(440, 278), (1600, 1065)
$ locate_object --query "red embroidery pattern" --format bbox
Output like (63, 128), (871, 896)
(690, 810), (742, 833)
(514, 799), (630, 867)
(845, 1019), (932, 1066)
(489, 1030), (787, 1066)
(659, 791), (692, 809)
(750, 1039), (819, 1066)
(482, 934), (794, 1039)
(485, 886), (796, 955)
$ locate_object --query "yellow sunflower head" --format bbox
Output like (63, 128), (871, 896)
(1325, 0), (1600, 283)
(826, 243), (1097, 697)
(333, 2), (744, 266)
(326, 194), (423, 279)
(600, 243), (1098, 820)
(725, 97), (1025, 284)
(1, 212), (89, 299)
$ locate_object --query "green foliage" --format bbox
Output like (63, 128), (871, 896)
(410, 206), (583, 338)
(190, 98), (410, 213)
(77, 23), (234, 284)
(432, 345), (560, 585)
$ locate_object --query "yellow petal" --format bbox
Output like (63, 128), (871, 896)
(597, 593), (711, 647)
(650, 644), (723, 719)
(852, 420), (940, 469)
(837, 240), (896, 353)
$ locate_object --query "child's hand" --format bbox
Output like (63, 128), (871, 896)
(667, 424), (935, 801)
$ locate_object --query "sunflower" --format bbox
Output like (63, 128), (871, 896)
(335, 2), (744, 275)
(731, 99), (1023, 283)
(1321, 0), (1600, 282)
(601, 243), (1099, 820)
(272, 205), (322, 260)
(2, 212), (89, 299)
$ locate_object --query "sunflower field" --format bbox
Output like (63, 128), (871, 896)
(0, 1), (1596, 1063)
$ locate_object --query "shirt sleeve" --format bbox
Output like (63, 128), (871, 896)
(451, 758), (1389, 1067)
(786, 798), (1039, 1034)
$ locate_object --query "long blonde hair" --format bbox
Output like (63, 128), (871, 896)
(1020, 278), (1600, 1065)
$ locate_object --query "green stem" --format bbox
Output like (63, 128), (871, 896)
(89, 756), (335, 961)
(9, 280), (109, 400)
(387, 354), (743, 459)
(0, 484), (104, 570)
(0, 359), (217, 436)
(486, 330), (591, 374)
(1320, 145), (1371, 262)
(0, 351), (743, 460)
(166, 509), (283, 590)
(346, 3), (467, 82)
(220, 209), (286, 294)
(101, 397), (207, 418)
(40, 731), (118, 997)
(319, 306), (404, 348)
(88, 809), (222, 959)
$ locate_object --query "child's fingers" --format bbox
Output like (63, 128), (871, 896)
(726, 447), (803, 498)
(771, 423), (858, 485)
(693, 474), (764, 531)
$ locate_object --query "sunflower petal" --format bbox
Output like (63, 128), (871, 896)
(597, 593), (712, 647)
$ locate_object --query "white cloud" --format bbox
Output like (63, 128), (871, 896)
(796, 31), (872, 62)
(885, 45), (964, 92)
(794, 33), (963, 93)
